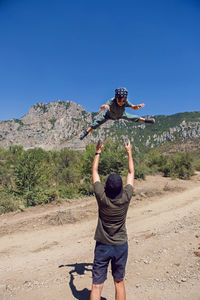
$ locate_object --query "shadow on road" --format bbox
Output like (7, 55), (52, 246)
(59, 262), (107, 300)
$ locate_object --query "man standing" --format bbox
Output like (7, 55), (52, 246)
(90, 139), (134, 300)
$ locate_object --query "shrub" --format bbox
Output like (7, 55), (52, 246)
(58, 184), (79, 199)
(134, 165), (146, 180)
(24, 187), (58, 207)
(0, 191), (19, 214)
(78, 182), (94, 196)
(49, 118), (57, 129)
(146, 151), (168, 174)
(161, 153), (194, 179)
(193, 159), (200, 171)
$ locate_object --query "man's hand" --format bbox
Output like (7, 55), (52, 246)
(96, 140), (104, 153)
(124, 139), (134, 187)
(100, 104), (110, 111)
(124, 139), (132, 153)
(132, 103), (145, 110)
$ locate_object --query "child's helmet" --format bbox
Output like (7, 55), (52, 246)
(115, 87), (128, 98)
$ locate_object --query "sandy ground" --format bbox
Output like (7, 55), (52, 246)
(0, 173), (200, 300)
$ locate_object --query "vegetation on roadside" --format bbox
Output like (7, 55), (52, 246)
(0, 141), (198, 214)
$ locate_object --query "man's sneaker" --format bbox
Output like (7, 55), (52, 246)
(145, 118), (155, 124)
(80, 131), (89, 140)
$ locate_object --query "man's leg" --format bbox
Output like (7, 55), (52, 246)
(90, 283), (104, 300)
(113, 279), (126, 300)
(91, 242), (111, 299)
(111, 242), (128, 300)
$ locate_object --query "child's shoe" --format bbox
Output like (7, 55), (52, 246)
(145, 118), (155, 124)
(80, 131), (89, 140)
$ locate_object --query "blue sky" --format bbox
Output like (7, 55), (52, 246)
(0, 0), (199, 121)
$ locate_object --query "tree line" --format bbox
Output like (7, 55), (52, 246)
(0, 140), (199, 214)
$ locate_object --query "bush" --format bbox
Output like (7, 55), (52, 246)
(78, 182), (94, 196)
(193, 159), (200, 171)
(58, 184), (79, 199)
(0, 191), (19, 214)
(145, 151), (168, 174)
(24, 187), (58, 207)
(161, 153), (194, 179)
(134, 165), (146, 180)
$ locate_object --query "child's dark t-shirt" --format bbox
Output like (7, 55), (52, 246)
(105, 98), (133, 120)
(93, 181), (133, 245)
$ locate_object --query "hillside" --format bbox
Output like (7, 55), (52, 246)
(0, 100), (199, 151)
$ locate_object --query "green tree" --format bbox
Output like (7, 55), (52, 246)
(81, 143), (96, 177)
(0, 146), (24, 188)
(81, 140), (127, 178)
(53, 148), (82, 185)
(99, 140), (126, 175)
(14, 148), (52, 194)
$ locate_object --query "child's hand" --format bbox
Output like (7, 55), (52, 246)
(101, 104), (110, 111)
(139, 103), (145, 108)
(132, 103), (145, 110)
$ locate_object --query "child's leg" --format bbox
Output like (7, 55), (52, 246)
(121, 113), (155, 124)
(90, 113), (109, 130)
(80, 113), (109, 140)
(139, 117), (155, 124)
(121, 112), (140, 122)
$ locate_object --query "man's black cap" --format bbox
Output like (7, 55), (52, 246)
(105, 173), (123, 199)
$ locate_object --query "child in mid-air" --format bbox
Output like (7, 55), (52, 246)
(80, 87), (155, 140)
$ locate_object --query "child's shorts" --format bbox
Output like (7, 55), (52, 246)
(92, 241), (128, 284)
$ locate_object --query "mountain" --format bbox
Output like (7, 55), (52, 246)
(0, 100), (200, 152)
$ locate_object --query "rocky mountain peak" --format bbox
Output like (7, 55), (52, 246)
(0, 100), (200, 152)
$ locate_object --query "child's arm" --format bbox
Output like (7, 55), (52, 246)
(130, 103), (145, 110)
(100, 104), (110, 111)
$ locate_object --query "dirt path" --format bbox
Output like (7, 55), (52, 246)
(0, 174), (200, 300)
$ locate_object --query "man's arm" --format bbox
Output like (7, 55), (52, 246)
(124, 140), (134, 187)
(92, 141), (104, 184)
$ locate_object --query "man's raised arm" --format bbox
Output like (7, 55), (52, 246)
(92, 141), (104, 184)
(124, 139), (134, 187)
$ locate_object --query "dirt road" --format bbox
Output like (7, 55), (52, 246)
(0, 173), (200, 300)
